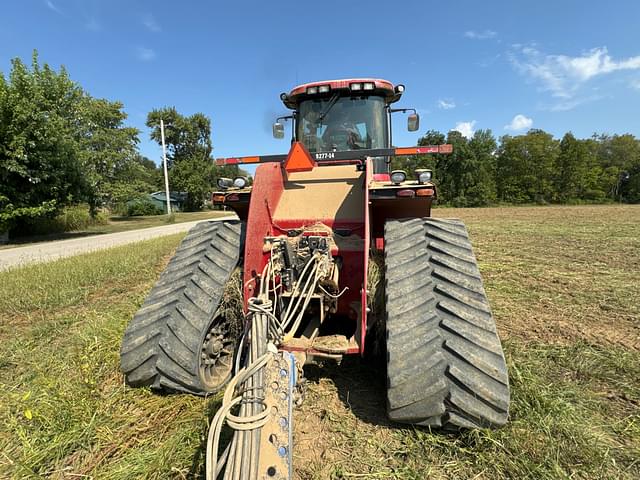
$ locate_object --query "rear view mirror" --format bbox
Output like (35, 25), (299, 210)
(408, 113), (420, 132)
(273, 122), (285, 139)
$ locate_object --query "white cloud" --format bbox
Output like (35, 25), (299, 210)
(453, 121), (476, 139)
(437, 99), (456, 110)
(45, 0), (61, 14)
(136, 47), (157, 61)
(510, 45), (640, 99)
(504, 114), (533, 131)
(142, 13), (161, 32)
(631, 79), (640, 90)
(464, 30), (497, 40)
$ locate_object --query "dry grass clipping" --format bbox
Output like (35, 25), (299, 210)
(218, 267), (245, 340)
(367, 252), (386, 356)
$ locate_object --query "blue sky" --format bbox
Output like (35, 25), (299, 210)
(3, 0), (640, 166)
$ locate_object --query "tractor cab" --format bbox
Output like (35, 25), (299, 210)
(275, 79), (419, 173)
(213, 78), (453, 241)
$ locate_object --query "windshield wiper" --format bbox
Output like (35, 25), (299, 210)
(319, 93), (340, 122)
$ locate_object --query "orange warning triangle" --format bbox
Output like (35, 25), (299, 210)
(284, 142), (316, 173)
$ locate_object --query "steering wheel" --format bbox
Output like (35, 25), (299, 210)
(323, 123), (362, 150)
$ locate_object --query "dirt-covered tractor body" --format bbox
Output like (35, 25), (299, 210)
(120, 78), (510, 480)
(215, 150), (446, 358)
(212, 79), (450, 358)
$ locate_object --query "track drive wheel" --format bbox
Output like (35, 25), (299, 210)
(120, 219), (243, 395)
(384, 218), (510, 429)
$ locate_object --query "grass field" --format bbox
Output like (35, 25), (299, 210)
(91, 211), (231, 234)
(1, 205), (638, 479)
(1, 211), (231, 250)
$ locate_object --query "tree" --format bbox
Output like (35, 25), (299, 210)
(496, 129), (558, 203)
(594, 133), (640, 202)
(146, 107), (212, 167)
(393, 129), (496, 206)
(554, 133), (603, 202)
(74, 97), (140, 213)
(0, 53), (86, 232)
(439, 130), (474, 205)
(145, 107), (218, 210)
(171, 157), (216, 211)
(467, 129), (498, 205)
(102, 155), (163, 211)
(0, 51), (147, 234)
(621, 163), (640, 203)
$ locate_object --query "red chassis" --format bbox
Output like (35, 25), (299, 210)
(212, 141), (451, 357)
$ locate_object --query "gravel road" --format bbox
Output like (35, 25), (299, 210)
(0, 216), (234, 272)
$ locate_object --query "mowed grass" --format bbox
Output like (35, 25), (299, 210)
(0, 235), (216, 479)
(90, 211), (231, 235)
(1, 205), (639, 479)
(0, 210), (231, 250)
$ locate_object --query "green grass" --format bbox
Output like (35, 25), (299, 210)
(92, 211), (229, 235)
(296, 342), (639, 479)
(1, 205), (639, 479)
(0, 211), (232, 250)
(0, 235), (216, 479)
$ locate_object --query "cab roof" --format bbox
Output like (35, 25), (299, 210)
(282, 78), (402, 109)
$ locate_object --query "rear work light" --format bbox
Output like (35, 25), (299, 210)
(396, 189), (415, 198)
(233, 176), (247, 188)
(306, 86), (318, 94)
(415, 169), (433, 184)
(363, 82), (375, 90)
(318, 85), (330, 93)
(350, 83), (362, 91)
(390, 170), (407, 185)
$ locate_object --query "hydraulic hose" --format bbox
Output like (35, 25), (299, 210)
(206, 242), (331, 479)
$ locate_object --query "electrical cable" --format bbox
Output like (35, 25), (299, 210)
(206, 241), (337, 479)
(317, 285), (349, 299)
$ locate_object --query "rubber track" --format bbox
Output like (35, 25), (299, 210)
(385, 218), (510, 429)
(120, 220), (242, 395)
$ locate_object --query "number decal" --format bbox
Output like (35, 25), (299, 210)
(315, 152), (335, 160)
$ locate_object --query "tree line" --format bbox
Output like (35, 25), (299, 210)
(394, 128), (640, 206)
(0, 53), (238, 235)
(2, 53), (639, 236)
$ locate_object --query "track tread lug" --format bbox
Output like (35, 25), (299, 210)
(384, 217), (510, 430)
(119, 220), (243, 395)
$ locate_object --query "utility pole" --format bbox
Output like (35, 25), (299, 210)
(160, 119), (171, 215)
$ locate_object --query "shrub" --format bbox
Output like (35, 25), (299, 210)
(93, 211), (109, 225)
(55, 205), (93, 231)
(0, 196), (57, 236)
(11, 204), (108, 236)
(126, 199), (163, 216)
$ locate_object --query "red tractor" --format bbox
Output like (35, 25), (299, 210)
(120, 78), (510, 479)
